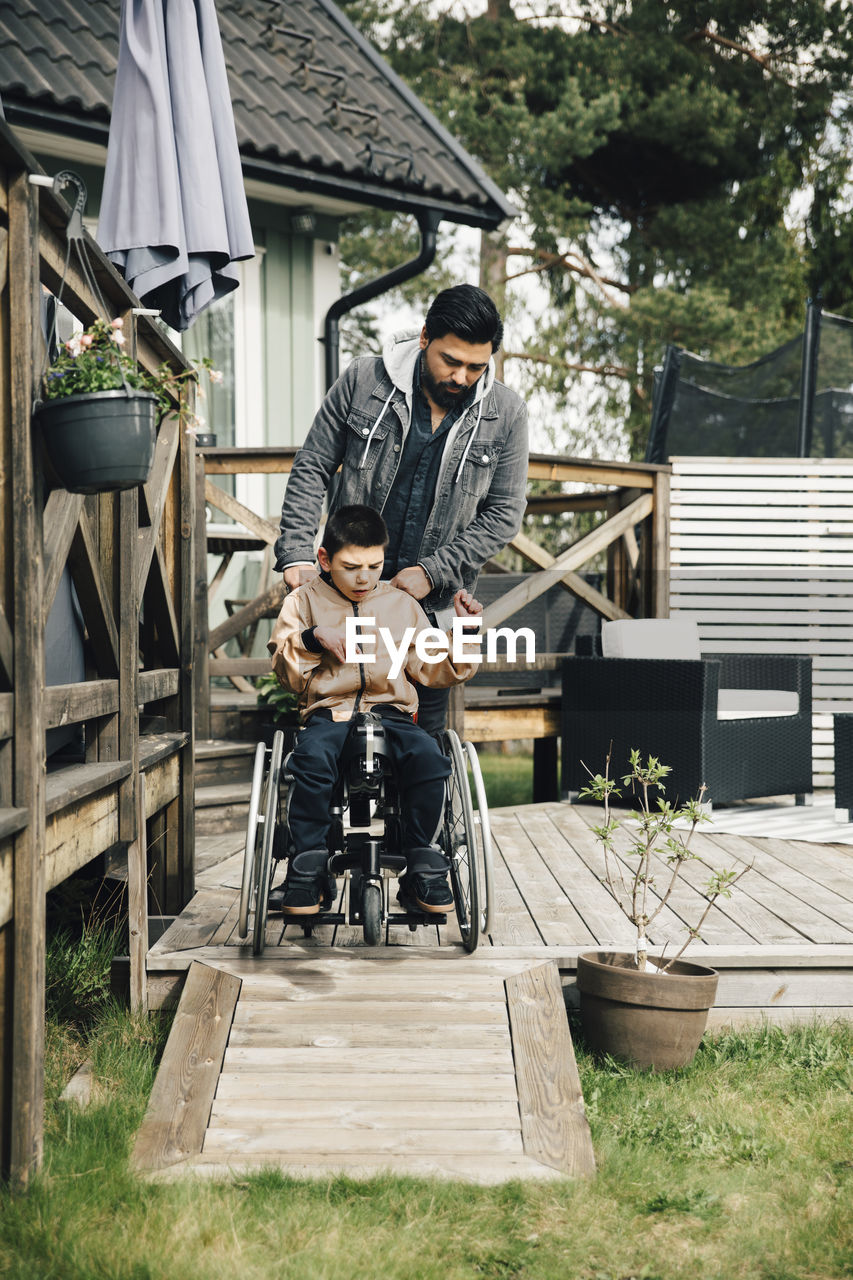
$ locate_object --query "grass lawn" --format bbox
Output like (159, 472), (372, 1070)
(1, 1006), (850, 1280)
(473, 748), (534, 808)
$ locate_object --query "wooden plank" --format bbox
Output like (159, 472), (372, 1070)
(209, 1098), (521, 1129)
(232, 997), (508, 1024)
(41, 489), (85, 621)
(226, 1020), (512, 1050)
(170, 1153), (561, 1183)
(526, 455), (659, 488)
(505, 962), (595, 1177)
(222, 1045), (513, 1072)
(214, 1070), (520, 1102)
(44, 791), (119, 894)
(204, 478), (278, 544)
(132, 961), (241, 1171)
(202, 1123), (524, 1157)
(147, 889), (239, 955)
(136, 414), (181, 602)
(45, 760), (131, 817)
(465, 706), (560, 742)
(68, 506), (119, 677)
(208, 582), (285, 651)
(138, 668), (180, 704)
(0, 603), (12, 688)
(44, 680), (118, 730)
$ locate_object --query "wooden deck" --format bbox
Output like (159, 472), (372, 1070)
(141, 801), (853, 1182)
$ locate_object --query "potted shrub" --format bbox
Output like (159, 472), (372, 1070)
(34, 315), (219, 494)
(575, 749), (749, 1070)
(254, 673), (299, 748)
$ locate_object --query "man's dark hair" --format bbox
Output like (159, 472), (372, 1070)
(322, 505), (389, 559)
(424, 284), (503, 352)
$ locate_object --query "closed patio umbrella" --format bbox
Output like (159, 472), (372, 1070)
(98, 0), (254, 331)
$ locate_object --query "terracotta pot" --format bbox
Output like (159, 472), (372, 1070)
(576, 950), (719, 1071)
(35, 389), (157, 493)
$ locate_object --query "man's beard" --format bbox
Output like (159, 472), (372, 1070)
(420, 353), (467, 411)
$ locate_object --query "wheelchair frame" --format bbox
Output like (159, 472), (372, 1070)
(238, 719), (495, 954)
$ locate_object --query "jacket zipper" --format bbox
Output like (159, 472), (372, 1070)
(352, 600), (366, 715)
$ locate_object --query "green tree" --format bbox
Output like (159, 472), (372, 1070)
(339, 0), (853, 456)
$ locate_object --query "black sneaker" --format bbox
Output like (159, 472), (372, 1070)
(398, 872), (454, 915)
(281, 878), (325, 915)
(270, 849), (331, 917)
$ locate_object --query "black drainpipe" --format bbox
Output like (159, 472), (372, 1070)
(323, 210), (441, 391)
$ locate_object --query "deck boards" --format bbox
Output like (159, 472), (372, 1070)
(141, 801), (853, 1183)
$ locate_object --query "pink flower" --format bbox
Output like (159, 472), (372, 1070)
(209, 368), (224, 385)
(112, 331), (126, 346)
(64, 336), (83, 357)
(80, 333), (94, 348)
(111, 316), (124, 329)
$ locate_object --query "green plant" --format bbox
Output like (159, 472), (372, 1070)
(42, 315), (220, 429)
(255, 672), (299, 725)
(578, 748), (749, 973)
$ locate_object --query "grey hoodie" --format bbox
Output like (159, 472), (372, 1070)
(275, 330), (529, 614)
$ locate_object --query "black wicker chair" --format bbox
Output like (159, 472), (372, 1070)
(561, 629), (813, 808)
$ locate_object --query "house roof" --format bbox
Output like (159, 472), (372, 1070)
(0, 0), (516, 229)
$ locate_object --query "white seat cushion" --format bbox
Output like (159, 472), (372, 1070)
(602, 619), (702, 660)
(716, 689), (799, 720)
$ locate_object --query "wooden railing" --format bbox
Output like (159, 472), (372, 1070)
(0, 123), (196, 1181)
(195, 446), (671, 736)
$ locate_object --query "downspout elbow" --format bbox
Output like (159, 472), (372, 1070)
(323, 211), (440, 391)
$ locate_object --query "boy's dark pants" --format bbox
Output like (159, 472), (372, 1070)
(286, 710), (451, 854)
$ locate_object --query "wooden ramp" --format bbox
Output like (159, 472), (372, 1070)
(135, 951), (595, 1183)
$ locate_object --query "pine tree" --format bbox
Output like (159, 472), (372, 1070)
(339, 0), (853, 457)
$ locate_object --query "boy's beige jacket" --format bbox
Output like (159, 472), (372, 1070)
(268, 576), (478, 723)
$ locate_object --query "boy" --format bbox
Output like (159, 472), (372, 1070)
(266, 504), (483, 916)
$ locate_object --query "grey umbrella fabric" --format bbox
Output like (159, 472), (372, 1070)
(98, 0), (254, 331)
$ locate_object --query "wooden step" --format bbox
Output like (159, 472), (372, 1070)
(194, 739), (258, 787)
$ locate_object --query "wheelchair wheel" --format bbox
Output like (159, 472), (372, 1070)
(252, 729), (286, 956)
(362, 880), (383, 946)
(440, 729), (480, 953)
(238, 742), (268, 940)
(463, 740), (496, 937)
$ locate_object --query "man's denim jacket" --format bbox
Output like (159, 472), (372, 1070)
(274, 330), (529, 616)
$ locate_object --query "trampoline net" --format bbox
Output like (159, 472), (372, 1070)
(646, 310), (853, 462)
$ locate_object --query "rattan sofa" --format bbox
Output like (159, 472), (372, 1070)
(561, 620), (813, 808)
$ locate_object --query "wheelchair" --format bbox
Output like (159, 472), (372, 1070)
(238, 711), (495, 955)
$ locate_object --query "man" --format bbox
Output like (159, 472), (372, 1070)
(274, 283), (529, 732)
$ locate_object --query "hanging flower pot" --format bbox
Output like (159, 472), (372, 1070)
(576, 951), (720, 1071)
(35, 388), (157, 494)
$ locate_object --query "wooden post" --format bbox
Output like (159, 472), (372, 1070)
(193, 451), (210, 741)
(179, 418), (196, 908)
(651, 468), (671, 618)
(118, 487), (145, 1012)
(128, 775), (149, 1014)
(9, 170), (46, 1183)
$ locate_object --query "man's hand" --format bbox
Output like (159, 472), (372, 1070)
(452, 589), (483, 623)
(389, 565), (431, 599)
(283, 564), (319, 592)
(312, 626), (350, 663)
